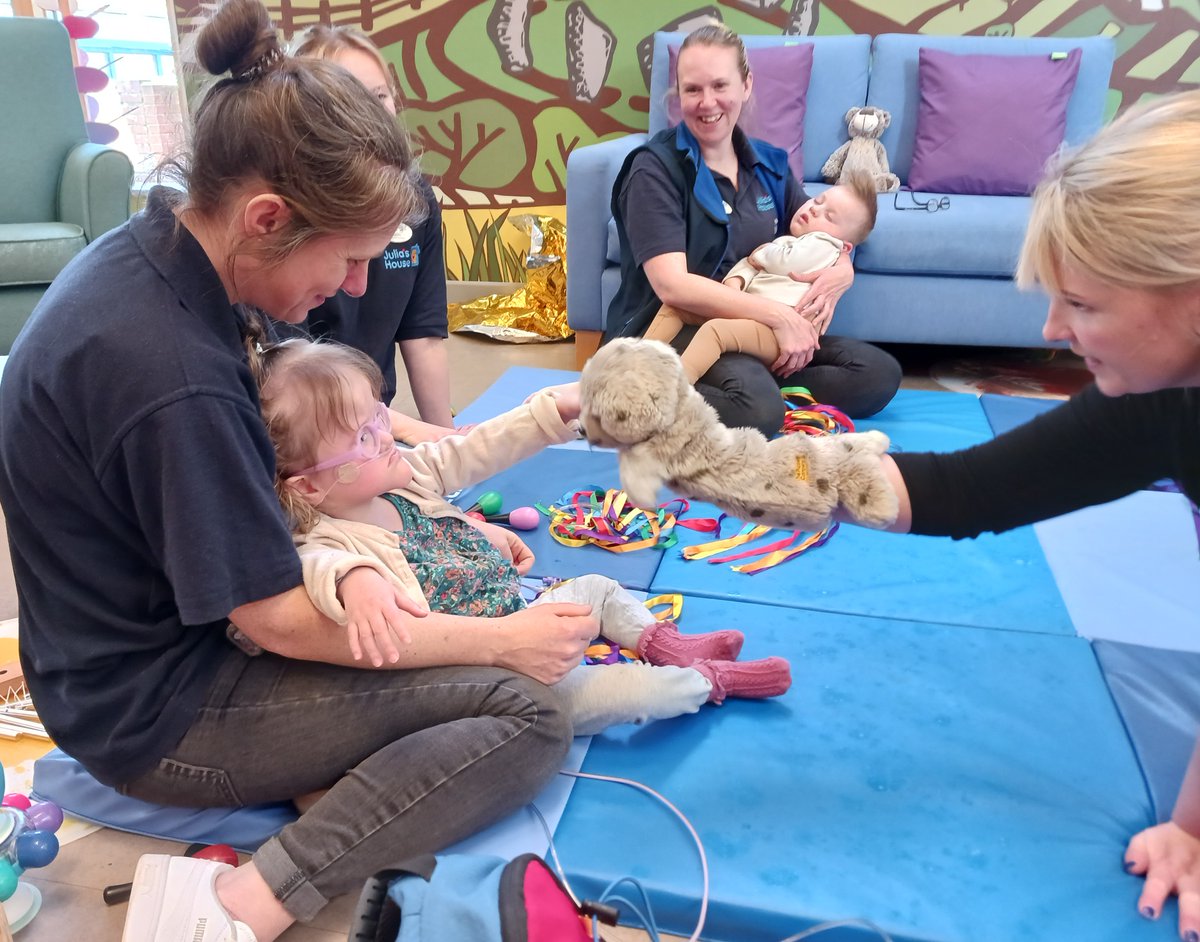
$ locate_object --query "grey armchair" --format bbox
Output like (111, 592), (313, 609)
(0, 17), (133, 352)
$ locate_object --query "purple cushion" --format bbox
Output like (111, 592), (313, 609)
(667, 42), (813, 182)
(908, 47), (1082, 196)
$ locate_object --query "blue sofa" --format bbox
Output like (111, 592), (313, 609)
(565, 32), (1115, 367)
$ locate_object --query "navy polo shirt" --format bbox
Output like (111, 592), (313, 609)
(280, 179), (447, 404)
(618, 145), (806, 280)
(0, 187), (302, 786)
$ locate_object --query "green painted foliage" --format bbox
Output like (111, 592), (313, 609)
(531, 108), (598, 196)
(450, 208), (526, 282)
(389, 30), (461, 103)
(404, 100), (525, 190)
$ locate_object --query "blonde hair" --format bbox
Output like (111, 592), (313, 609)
(291, 23), (398, 101)
(835, 170), (879, 244)
(1017, 90), (1200, 293)
(258, 339), (385, 532)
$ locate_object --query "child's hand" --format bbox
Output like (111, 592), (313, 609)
(337, 567), (419, 667)
(526, 382), (581, 424)
(467, 519), (536, 574)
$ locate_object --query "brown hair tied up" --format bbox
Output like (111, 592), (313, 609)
(234, 45), (283, 81)
(193, 0), (281, 82)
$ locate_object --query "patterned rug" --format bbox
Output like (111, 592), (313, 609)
(928, 347), (1092, 400)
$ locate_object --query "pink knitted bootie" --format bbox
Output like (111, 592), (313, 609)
(636, 620), (744, 668)
(692, 656), (792, 705)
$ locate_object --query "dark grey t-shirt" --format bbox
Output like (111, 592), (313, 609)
(0, 188), (302, 786)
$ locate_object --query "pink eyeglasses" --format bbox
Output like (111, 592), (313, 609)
(292, 402), (395, 484)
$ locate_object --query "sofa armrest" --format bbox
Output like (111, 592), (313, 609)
(58, 142), (134, 243)
(566, 133), (646, 334)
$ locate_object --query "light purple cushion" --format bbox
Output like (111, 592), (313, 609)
(908, 47), (1082, 196)
(667, 42), (813, 181)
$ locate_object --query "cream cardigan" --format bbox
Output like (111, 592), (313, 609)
(297, 391), (579, 623)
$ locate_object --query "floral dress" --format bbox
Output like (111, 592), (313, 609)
(382, 492), (524, 617)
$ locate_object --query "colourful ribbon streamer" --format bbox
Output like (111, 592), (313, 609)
(538, 487), (681, 553)
(731, 523), (839, 574)
(780, 386), (856, 436)
(682, 523), (774, 560)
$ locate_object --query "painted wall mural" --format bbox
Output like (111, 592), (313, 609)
(173, 0), (1199, 279)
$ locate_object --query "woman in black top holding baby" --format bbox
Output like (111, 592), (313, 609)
(606, 24), (901, 436)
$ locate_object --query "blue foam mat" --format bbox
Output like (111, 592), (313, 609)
(1093, 641), (1200, 825)
(553, 595), (1167, 942)
(32, 749), (297, 853)
(651, 504), (1073, 634)
(858, 388), (993, 454)
(456, 446), (665, 591)
(648, 386), (1073, 633)
(980, 392), (1059, 437)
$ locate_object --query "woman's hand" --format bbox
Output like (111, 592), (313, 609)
(467, 518), (535, 574)
(337, 567), (418, 667)
(527, 382), (581, 424)
(770, 308), (821, 377)
(791, 256), (855, 336)
(1125, 820), (1200, 935)
(493, 603), (598, 684)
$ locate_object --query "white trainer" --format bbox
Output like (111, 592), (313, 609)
(120, 854), (258, 942)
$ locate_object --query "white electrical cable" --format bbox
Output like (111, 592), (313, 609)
(558, 768), (709, 942)
(541, 768), (896, 942)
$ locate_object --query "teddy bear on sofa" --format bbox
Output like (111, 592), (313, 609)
(578, 338), (899, 532)
(822, 105), (900, 193)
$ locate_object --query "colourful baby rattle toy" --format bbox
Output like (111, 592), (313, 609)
(463, 490), (541, 531)
(0, 764), (63, 932)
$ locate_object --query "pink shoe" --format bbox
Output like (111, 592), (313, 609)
(693, 656), (792, 705)
(636, 620), (744, 667)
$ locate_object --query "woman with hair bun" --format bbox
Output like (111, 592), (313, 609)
(0, 1), (593, 939)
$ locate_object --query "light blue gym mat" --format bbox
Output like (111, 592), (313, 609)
(553, 594), (1167, 942)
(859, 388), (995, 454)
(651, 507), (1074, 634)
(650, 387), (1072, 634)
(1035, 489), (1200, 650)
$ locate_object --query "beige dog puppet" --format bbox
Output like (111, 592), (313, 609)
(579, 338), (899, 531)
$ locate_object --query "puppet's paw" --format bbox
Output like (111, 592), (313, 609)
(831, 433), (898, 529)
(619, 454), (666, 510)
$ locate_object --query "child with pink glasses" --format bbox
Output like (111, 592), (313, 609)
(253, 338), (791, 735)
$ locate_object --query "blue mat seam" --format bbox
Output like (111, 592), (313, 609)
(651, 580), (1079, 638)
(1088, 641), (1160, 825)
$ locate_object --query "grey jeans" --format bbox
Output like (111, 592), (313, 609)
(118, 649), (572, 920)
